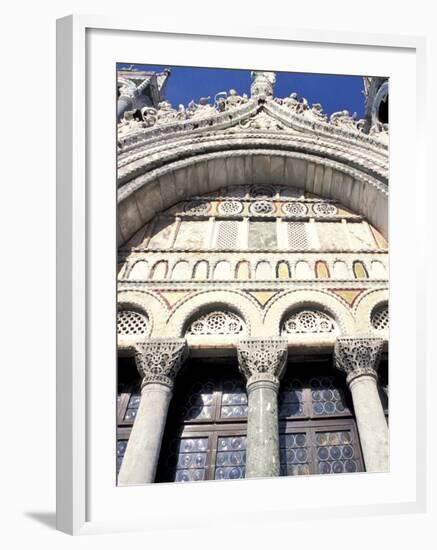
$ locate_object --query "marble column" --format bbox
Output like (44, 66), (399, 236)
(237, 338), (288, 478)
(334, 335), (389, 473)
(118, 338), (188, 486)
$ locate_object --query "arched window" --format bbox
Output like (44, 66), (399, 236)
(371, 304), (389, 332)
(353, 261), (368, 279)
(151, 260), (168, 280)
(193, 260), (209, 280)
(235, 260), (251, 280)
(187, 310), (246, 336)
(213, 261), (232, 280)
(370, 260), (387, 279)
(154, 358), (364, 482)
(129, 260), (149, 280)
(332, 260), (349, 279)
(281, 309), (337, 335)
(117, 310), (149, 337)
(171, 260), (191, 280)
(255, 261), (272, 280)
(277, 261), (291, 279)
(315, 260), (330, 279)
(295, 261), (312, 279)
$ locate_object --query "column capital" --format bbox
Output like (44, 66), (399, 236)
(134, 338), (188, 389)
(237, 337), (288, 388)
(334, 335), (383, 384)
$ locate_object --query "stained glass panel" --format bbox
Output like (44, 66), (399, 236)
(173, 437), (208, 482)
(215, 436), (247, 480)
(280, 433), (310, 476)
(315, 430), (359, 474)
(310, 376), (349, 416)
(220, 379), (248, 418)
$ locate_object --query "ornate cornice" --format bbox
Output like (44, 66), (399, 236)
(237, 337), (288, 388)
(334, 335), (383, 384)
(134, 338), (188, 389)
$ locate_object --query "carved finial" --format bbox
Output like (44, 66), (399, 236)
(250, 71), (276, 98)
(134, 338), (188, 389)
(334, 335), (383, 384)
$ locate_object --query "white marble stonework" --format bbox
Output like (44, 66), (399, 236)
(116, 70), (389, 484)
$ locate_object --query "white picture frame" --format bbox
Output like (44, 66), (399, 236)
(56, 14), (427, 535)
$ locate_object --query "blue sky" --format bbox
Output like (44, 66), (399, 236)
(117, 63), (366, 118)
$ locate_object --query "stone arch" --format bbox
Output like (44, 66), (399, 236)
(151, 260), (168, 280)
(369, 260), (387, 279)
(332, 260), (350, 279)
(116, 290), (165, 347)
(213, 260), (232, 280)
(117, 150), (388, 248)
(315, 260), (330, 279)
(354, 288), (389, 333)
(165, 290), (262, 338)
(127, 259), (149, 280)
(255, 260), (272, 280)
(235, 260), (251, 280)
(263, 289), (356, 336)
(171, 260), (191, 280)
(295, 260), (313, 279)
(353, 260), (369, 279)
(193, 260), (209, 280)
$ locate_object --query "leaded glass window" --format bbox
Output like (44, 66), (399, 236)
(155, 359), (369, 482)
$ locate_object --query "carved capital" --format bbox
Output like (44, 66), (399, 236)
(134, 338), (188, 389)
(237, 337), (288, 388)
(334, 335), (383, 384)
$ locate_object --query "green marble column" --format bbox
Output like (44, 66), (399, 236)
(334, 335), (389, 473)
(237, 338), (288, 479)
(118, 338), (187, 486)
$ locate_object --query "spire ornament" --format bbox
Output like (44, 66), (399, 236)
(250, 71), (276, 98)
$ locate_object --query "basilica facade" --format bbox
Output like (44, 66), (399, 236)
(115, 70), (389, 485)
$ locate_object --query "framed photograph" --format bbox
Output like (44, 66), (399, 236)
(56, 15), (427, 535)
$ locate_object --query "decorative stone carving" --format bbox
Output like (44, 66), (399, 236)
(276, 92), (309, 113)
(371, 304), (389, 332)
(156, 100), (186, 123)
(134, 338), (188, 388)
(187, 97), (217, 119)
(240, 111), (285, 131)
(334, 336), (383, 384)
(217, 200), (243, 215)
(329, 110), (365, 132)
(282, 202), (308, 216)
(312, 202), (337, 216)
(282, 309), (336, 335)
(250, 71), (276, 98)
(215, 89), (249, 111)
(249, 200), (276, 215)
(188, 310), (245, 335)
(305, 103), (328, 123)
(117, 310), (149, 336)
(237, 337), (288, 386)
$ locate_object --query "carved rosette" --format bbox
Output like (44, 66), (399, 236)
(134, 338), (188, 389)
(334, 336), (383, 384)
(237, 337), (288, 389)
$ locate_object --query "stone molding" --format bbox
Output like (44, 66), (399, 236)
(134, 338), (188, 389)
(263, 288), (356, 335)
(165, 289), (259, 337)
(334, 335), (383, 384)
(353, 288), (389, 334)
(237, 337), (288, 388)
